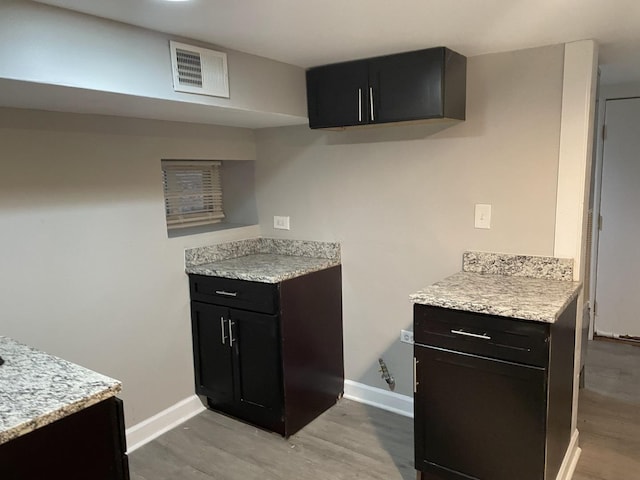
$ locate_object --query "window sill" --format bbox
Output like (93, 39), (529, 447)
(167, 222), (259, 239)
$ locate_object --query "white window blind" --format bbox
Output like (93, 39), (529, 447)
(162, 160), (224, 229)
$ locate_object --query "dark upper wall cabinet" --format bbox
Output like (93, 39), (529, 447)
(306, 47), (466, 129)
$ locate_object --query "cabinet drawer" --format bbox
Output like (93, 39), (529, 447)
(414, 305), (549, 367)
(190, 275), (278, 314)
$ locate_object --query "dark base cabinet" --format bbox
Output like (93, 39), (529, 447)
(0, 397), (129, 480)
(189, 265), (344, 437)
(414, 300), (577, 480)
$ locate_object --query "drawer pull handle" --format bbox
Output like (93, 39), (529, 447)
(451, 329), (491, 340)
(215, 290), (238, 297)
(220, 317), (227, 345)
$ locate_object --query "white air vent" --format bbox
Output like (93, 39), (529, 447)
(169, 41), (229, 98)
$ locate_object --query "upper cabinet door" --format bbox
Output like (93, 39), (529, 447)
(368, 48), (445, 124)
(305, 47), (466, 129)
(306, 60), (369, 129)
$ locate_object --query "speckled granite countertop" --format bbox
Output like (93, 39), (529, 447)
(0, 336), (121, 445)
(185, 238), (341, 283)
(410, 252), (582, 323)
(187, 253), (340, 283)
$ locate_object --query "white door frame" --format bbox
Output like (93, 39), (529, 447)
(590, 88), (640, 338)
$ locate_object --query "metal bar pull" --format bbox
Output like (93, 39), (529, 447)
(220, 316), (227, 345)
(358, 88), (362, 122)
(228, 320), (235, 347)
(369, 87), (375, 121)
(215, 290), (237, 297)
(451, 329), (491, 340)
(413, 357), (419, 393)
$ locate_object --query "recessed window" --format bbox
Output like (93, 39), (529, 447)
(161, 160), (224, 230)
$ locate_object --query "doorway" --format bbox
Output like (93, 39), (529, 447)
(592, 97), (640, 339)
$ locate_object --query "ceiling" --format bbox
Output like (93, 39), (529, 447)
(33, 0), (640, 85)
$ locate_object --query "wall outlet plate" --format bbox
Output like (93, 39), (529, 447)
(273, 215), (290, 230)
(400, 330), (414, 344)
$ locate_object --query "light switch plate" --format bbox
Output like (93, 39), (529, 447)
(273, 215), (290, 230)
(475, 204), (492, 229)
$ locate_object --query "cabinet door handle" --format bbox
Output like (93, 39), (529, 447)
(228, 320), (235, 347)
(358, 88), (362, 122)
(451, 329), (492, 340)
(220, 316), (228, 345)
(215, 290), (237, 297)
(413, 357), (419, 393)
(369, 87), (375, 121)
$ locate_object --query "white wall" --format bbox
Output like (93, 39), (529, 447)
(553, 41), (599, 438)
(254, 45), (565, 396)
(0, 107), (259, 426)
(0, 0), (307, 127)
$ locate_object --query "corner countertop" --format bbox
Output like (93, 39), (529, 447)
(410, 251), (582, 323)
(0, 336), (121, 445)
(185, 238), (341, 284)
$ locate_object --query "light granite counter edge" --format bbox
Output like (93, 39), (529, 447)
(185, 256), (341, 284)
(410, 271), (582, 323)
(0, 382), (122, 445)
(410, 284), (581, 323)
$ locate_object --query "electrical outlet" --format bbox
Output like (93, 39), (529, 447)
(273, 215), (290, 230)
(400, 330), (414, 344)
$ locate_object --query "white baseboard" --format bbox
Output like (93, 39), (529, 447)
(556, 429), (582, 480)
(125, 395), (206, 453)
(343, 379), (414, 418)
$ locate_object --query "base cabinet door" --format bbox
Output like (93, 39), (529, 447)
(414, 345), (547, 480)
(191, 301), (284, 432)
(191, 302), (235, 404)
(234, 309), (282, 411)
(232, 309), (283, 431)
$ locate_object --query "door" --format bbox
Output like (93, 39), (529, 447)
(414, 345), (546, 480)
(369, 48), (444, 124)
(190, 302), (234, 403)
(306, 60), (369, 128)
(595, 97), (640, 337)
(232, 309), (282, 412)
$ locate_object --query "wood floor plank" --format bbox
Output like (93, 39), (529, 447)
(573, 339), (640, 480)
(130, 339), (638, 480)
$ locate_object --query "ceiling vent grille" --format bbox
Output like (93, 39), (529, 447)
(169, 41), (229, 98)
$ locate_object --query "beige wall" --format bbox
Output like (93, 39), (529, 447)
(254, 45), (566, 395)
(0, 108), (258, 426)
(0, 1), (307, 127)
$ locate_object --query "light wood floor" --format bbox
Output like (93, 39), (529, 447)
(572, 340), (640, 480)
(129, 400), (415, 480)
(130, 339), (639, 480)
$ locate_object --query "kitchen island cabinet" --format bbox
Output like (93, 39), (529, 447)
(410, 252), (581, 480)
(0, 336), (128, 480)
